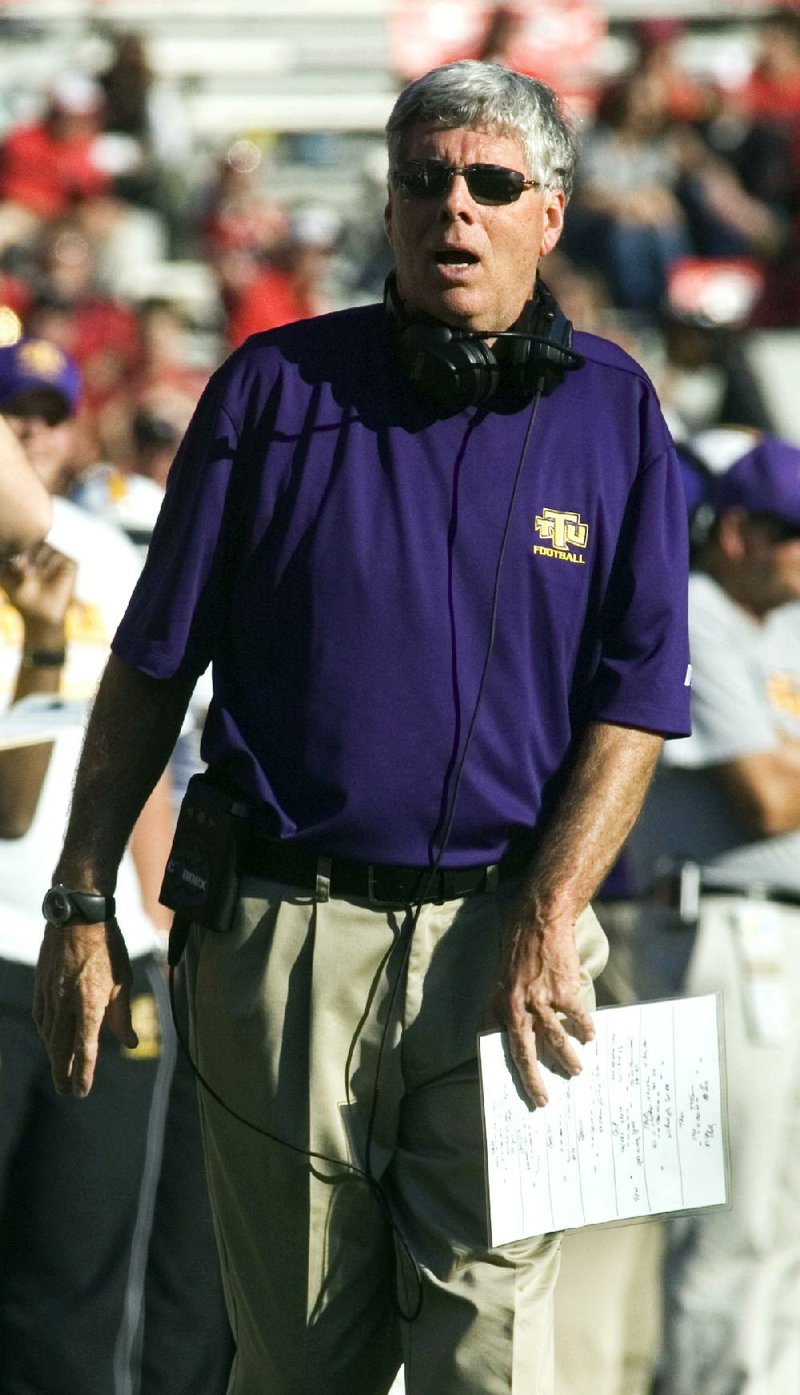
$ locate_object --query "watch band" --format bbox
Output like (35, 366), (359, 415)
(21, 648), (67, 669)
(69, 889), (116, 922)
(42, 884), (116, 926)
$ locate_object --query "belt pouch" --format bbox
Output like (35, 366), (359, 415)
(159, 773), (246, 936)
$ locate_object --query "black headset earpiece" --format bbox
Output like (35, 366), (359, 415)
(384, 272), (582, 412)
(393, 318), (502, 407)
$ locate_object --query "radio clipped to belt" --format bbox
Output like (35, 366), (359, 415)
(159, 773), (250, 965)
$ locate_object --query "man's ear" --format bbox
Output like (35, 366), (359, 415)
(539, 190), (566, 258)
(384, 195), (394, 249)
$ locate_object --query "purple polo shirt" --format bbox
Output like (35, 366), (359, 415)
(113, 304), (691, 865)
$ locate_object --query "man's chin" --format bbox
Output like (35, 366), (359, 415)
(421, 293), (494, 333)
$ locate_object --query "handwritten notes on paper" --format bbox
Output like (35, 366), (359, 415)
(478, 994), (727, 1247)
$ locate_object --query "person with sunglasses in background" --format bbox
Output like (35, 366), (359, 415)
(33, 62), (690, 1395)
(627, 430), (800, 1395)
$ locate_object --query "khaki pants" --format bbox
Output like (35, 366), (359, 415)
(185, 876), (608, 1395)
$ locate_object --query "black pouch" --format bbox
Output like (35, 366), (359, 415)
(160, 774), (250, 944)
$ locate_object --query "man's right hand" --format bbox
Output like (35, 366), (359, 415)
(33, 919), (138, 1097)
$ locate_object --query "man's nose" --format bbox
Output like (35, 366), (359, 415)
(437, 175), (476, 220)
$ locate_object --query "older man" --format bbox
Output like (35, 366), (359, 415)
(35, 62), (690, 1395)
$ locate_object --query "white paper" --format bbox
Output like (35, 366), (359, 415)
(479, 994), (728, 1246)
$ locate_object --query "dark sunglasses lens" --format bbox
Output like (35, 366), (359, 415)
(395, 163), (525, 203)
(396, 163), (450, 198)
(466, 167), (524, 203)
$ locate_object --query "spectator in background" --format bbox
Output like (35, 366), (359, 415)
(735, 6), (800, 123)
(72, 402), (185, 556)
(19, 219), (142, 468)
(631, 18), (709, 123)
(94, 297), (208, 468)
(722, 6), (800, 327)
(563, 71), (694, 314)
(26, 220), (140, 395)
(0, 73), (111, 244)
(628, 431), (800, 1395)
(656, 309), (775, 441)
(95, 29), (194, 254)
(200, 138), (290, 322)
(0, 335), (177, 1395)
(0, 70), (167, 295)
(224, 203), (340, 347)
(565, 65), (785, 318)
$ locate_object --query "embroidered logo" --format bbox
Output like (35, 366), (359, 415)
(533, 508), (589, 565)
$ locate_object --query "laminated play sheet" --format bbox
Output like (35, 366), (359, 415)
(479, 994), (728, 1246)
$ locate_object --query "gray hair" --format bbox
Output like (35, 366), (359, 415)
(386, 60), (579, 200)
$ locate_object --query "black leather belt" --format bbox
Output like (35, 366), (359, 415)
(239, 832), (532, 907)
(650, 863), (800, 921)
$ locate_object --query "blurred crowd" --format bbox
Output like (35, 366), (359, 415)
(0, 10), (794, 515)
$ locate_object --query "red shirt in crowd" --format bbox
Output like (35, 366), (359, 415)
(226, 266), (322, 348)
(0, 121), (110, 218)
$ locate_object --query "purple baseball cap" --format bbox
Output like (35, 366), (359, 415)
(0, 337), (81, 421)
(707, 436), (800, 529)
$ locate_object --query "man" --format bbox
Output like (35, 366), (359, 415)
(628, 432), (800, 1395)
(0, 336), (177, 1395)
(35, 62), (691, 1395)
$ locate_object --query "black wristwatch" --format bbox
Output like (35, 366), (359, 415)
(42, 884), (116, 928)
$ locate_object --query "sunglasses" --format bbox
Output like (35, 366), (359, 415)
(391, 160), (541, 206)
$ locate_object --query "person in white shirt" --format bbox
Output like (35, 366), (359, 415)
(0, 337), (178, 1395)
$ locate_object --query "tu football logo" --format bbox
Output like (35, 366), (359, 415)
(533, 508), (589, 565)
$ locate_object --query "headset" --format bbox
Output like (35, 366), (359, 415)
(384, 271), (583, 411)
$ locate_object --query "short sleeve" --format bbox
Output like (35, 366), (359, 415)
(587, 440), (692, 738)
(112, 366), (240, 680)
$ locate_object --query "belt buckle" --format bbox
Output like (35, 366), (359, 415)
(367, 864), (406, 909)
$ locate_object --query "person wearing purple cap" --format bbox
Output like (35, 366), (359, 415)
(628, 431), (800, 1395)
(0, 337), (220, 1395)
(32, 62), (690, 1395)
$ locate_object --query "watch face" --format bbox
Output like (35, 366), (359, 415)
(43, 887), (72, 925)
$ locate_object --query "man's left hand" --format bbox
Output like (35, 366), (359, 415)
(489, 902), (595, 1109)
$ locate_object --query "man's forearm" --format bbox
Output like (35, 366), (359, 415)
(494, 720), (663, 1106)
(53, 653), (195, 894)
(520, 719), (663, 923)
(715, 741), (800, 837)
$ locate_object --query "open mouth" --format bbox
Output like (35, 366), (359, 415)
(435, 248), (479, 268)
